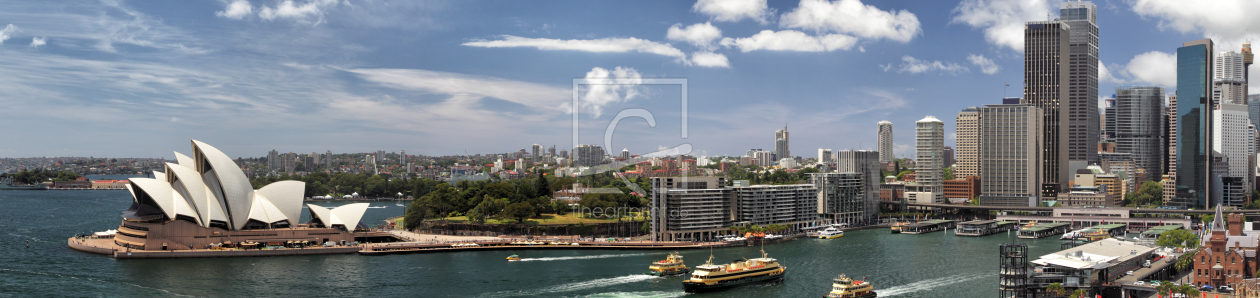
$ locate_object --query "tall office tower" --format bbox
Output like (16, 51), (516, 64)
(548, 146), (556, 158)
(877, 121), (894, 162)
(531, 144), (543, 161)
(1174, 39), (1215, 209)
(1168, 95), (1178, 176)
(267, 149), (279, 171)
(1213, 103), (1252, 184)
(775, 126), (790, 160)
(916, 116), (945, 203)
(376, 150), (386, 163)
(978, 104), (1044, 207)
(620, 149), (630, 160)
(1114, 86), (1167, 179)
(1213, 51), (1248, 106)
(943, 146), (955, 169)
(834, 150), (880, 220)
(1060, 1), (1101, 166)
(752, 150), (775, 168)
(818, 148), (833, 164)
(400, 150), (405, 166)
(1103, 98), (1117, 139)
(325, 150), (332, 169)
(955, 107), (981, 178)
(1250, 95), (1260, 154)
(1023, 20), (1072, 198)
(573, 144), (606, 167)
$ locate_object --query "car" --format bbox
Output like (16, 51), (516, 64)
(1133, 281), (1145, 286)
(1220, 286), (1234, 293)
(1150, 281), (1161, 286)
(1126, 271), (1135, 276)
(1142, 260), (1152, 268)
(1201, 285), (1216, 291)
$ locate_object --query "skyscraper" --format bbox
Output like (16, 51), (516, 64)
(978, 104), (1044, 207)
(1213, 103), (1252, 203)
(1213, 51), (1247, 106)
(1113, 86), (1167, 178)
(915, 116), (944, 203)
(1023, 20), (1072, 198)
(1250, 95), (1260, 154)
(943, 146), (955, 169)
(532, 144), (543, 161)
(877, 121), (894, 163)
(1168, 95), (1178, 176)
(1060, 1), (1101, 167)
(955, 108), (980, 178)
(1175, 38), (1215, 208)
(775, 126), (790, 161)
(267, 149), (279, 171)
(834, 150), (880, 220)
(818, 148), (833, 164)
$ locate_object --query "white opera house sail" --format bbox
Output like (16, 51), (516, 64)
(100, 140), (370, 252)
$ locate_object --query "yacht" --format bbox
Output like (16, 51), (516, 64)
(825, 274), (877, 298)
(817, 227), (844, 239)
(682, 249), (786, 292)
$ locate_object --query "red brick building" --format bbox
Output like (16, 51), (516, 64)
(1193, 208), (1257, 288)
(943, 176), (981, 201)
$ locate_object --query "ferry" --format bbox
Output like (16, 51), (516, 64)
(682, 250), (786, 293)
(890, 222), (910, 234)
(825, 274), (877, 298)
(506, 254), (521, 261)
(817, 227), (844, 239)
(1060, 228), (1093, 240)
(647, 252), (691, 276)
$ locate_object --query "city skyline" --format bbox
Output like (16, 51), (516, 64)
(1, 0), (1259, 159)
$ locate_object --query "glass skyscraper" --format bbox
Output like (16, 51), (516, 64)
(1175, 39), (1214, 208)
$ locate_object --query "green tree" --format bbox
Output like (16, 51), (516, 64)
(1134, 180), (1163, 206)
(1070, 289), (1087, 298)
(1046, 283), (1066, 297)
(943, 167), (954, 180)
(503, 202), (535, 223)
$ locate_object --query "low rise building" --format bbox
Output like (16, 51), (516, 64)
(1193, 206), (1259, 288)
(1056, 187), (1118, 207)
(1028, 238), (1156, 292)
(944, 176), (981, 201)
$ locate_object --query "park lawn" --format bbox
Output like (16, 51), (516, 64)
(432, 213), (647, 225)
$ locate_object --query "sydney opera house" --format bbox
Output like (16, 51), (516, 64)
(72, 140), (371, 255)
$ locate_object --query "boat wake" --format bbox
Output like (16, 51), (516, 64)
(579, 291), (689, 298)
(519, 253), (647, 262)
(365, 206), (388, 209)
(878, 273), (989, 297)
(479, 274), (658, 297)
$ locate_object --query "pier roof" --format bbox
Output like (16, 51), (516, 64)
(1021, 222), (1070, 232)
(1032, 238), (1156, 270)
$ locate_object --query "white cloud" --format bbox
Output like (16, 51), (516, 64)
(692, 0), (771, 24)
(719, 30), (856, 52)
(344, 68), (570, 112)
(29, 36), (45, 48)
(881, 56), (969, 75)
(463, 35), (685, 59)
(779, 0), (921, 43)
(0, 24), (18, 44)
(666, 22), (722, 50)
(1121, 51), (1177, 88)
(951, 0), (1052, 53)
(1099, 61), (1123, 84)
(577, 67), (643, 118)
(967, 54), (999, 74)
(216, 0), (254, 19)
(1131, 0), (1260, 47)
(688, 51), (730, 68)
(258, 0), (341, 24)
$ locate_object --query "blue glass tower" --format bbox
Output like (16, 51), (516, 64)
(1174, 39), (1213, 208)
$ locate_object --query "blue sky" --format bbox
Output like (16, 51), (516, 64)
(1, 0), (1258, 159)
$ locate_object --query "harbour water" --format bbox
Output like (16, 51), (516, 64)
(2, 190), (1066, 297)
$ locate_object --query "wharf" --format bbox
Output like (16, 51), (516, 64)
(955, 220), (1018, 237)
(1017, 222), (1071, 239)
(69, 237), (362, 259)
(359, 240), (737, 256)
(901, 220), (955, 235)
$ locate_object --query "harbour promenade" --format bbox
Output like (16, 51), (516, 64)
(361, 230), (748, 256)
(69, 236), (362, 259)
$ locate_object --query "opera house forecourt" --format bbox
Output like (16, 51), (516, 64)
(67, 140), (373, 259)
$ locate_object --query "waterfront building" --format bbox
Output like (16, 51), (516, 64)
(915, 116), (945, 203)
(880, 182), (905, 202)
(878, 121), (894, 163)
(1024, 20), (1072, 199)
(978, 104), (1044, 207)
(1027, 238), (1156, 294)
(1112, 86), (1167, 178)
(810, 173), (865, 225)
(955, 107), (981, 178)
(731, 184), (817, 226)
(1192, 206), (1258, 288)
(834, 150), (880, 219)
(1056, 186), (1117, 207)
(1175, 39), (1216, 209)
(775, 125), (790, 161)
(105, 140), (367, 251)
(649, 177), (730, 242)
